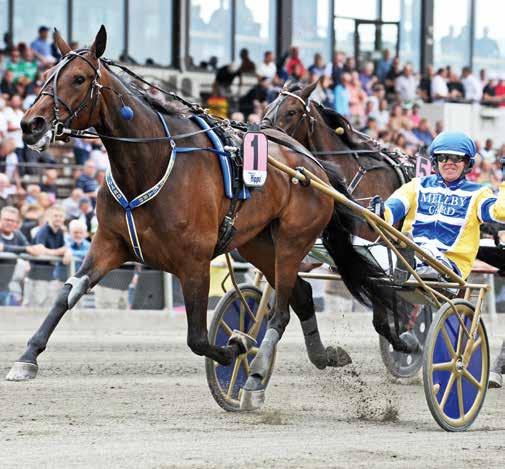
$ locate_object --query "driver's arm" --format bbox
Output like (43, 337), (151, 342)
(383, 179), (418, 226)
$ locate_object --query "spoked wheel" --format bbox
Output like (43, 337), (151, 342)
(206, 284), (275, 412)
(379, 304), (433, 378)
(423, 300), (489, 432)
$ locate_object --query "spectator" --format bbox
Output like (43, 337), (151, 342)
(308, 53), (325, 78)
(494, 78), (505, 107)
(394, 64), (418, 102)
(76, 160), (99, 201)
(0, 206), (44, 256)
(384, 56), (401, 97)
(481, 138), (496, 163)
(238, 77), (269, 118)
(207, 81), (229, 118)
(410, 103), (421, 127)
(24, 184), (41, 205)
(89, 141), (109, 172)
(23, 80), (43, 110)
(412, 118), (435, 146)
(347, 72), (367, 125)
(359, 61), (376, 95)
(62, 187), (84, 220)
(73, 138), (92, 166)
(0, 206), (44, 305)
(461, 66), (483, 102)
(40, 168), (59, 199)
(447, 71), (464, 99)
(431, 68), (449, 102)
(24, 205), (69, 307)
(367, 83), (385, 113)
(65, 219), (90, 271)
(230, 112), (245, 122)
(30, 26), (56, 67)
(482, 77), (498, 106)
(285, 46), (306, 78)
(333, 72), (350, 117)
(0, 97), (7, 139)
(4, 94), (24, 156)
(0, 173), (16, 210)
(419, 65), (434, 102)
(32, 205), (68, 260)
(20, 204), (43, 243)
(324, 51), (345, 87)
(376, 49), (392, 83)
(77, 196), (97, 235)
(215, 64), (240, 96)
(0, 137), (19, 182)
(0, 69), (16, 96)
(370, 98), (390, 130)
(237, 48), (255, 75)
(256, 51), (277, 82)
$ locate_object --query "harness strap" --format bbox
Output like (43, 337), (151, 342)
(106, 111), (176, 262)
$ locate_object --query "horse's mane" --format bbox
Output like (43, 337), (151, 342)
(313, 102), (365, 148)
(102, 61), (187, 116)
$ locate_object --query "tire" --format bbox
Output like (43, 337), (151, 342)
(379, 304), (433, 378)
(205, 284), (276, 412)
(423, 300), (489, 432)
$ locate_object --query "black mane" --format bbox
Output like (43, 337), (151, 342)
(102, 61), (187, 116)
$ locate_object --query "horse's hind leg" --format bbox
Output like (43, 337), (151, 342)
(6, 231), (126, 381)
(291, 276), (352, 369)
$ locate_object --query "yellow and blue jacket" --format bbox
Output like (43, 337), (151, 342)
(384, 174), (505, 279)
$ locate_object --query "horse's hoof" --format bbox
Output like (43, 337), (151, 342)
(488, 371), (503, 389)
(326, 346), (352, 367)
(228, 330), (257, 354)
(5, 362), (38, 381)
(240, 388), (265, 411)
(399, 331), (420, 353)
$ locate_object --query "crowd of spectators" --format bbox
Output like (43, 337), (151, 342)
(208, 46), (505, 194)
(1, 25), (505, 305)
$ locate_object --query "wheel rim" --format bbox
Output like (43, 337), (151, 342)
(427, 303), (488, 428)
(212, 291), (268, 403)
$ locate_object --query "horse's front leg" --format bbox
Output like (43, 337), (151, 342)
(6, 231), (127, 381)
(179, 263), (245, 366)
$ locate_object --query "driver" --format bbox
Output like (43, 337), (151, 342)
(383, 131), (505, 280)
(380, 131), (505, 387)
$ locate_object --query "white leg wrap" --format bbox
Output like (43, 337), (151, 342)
(65, 275), (90, 309)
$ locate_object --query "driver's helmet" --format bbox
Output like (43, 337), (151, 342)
(429, 131), (477, 171)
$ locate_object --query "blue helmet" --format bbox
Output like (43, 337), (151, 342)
(429, 131), (477, 171)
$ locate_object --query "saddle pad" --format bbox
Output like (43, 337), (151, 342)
(191, 116), (250, 200)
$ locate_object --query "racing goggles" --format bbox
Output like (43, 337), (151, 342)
(435, 153), (468, 164)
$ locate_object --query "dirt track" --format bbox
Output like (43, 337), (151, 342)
(1, 304), (505, 468)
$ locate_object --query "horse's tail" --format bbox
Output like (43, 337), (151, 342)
(319, 160), (391, 309)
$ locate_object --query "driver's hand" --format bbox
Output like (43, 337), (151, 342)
(367, 195), (385, 219)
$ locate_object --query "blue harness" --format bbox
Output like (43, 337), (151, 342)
(105, 112), (250, 263)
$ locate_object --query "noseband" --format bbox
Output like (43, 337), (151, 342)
(36, 50), (106, 140)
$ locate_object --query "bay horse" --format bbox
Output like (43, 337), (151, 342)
(8, 26), (389, 410)
(261, 81), (421, 353)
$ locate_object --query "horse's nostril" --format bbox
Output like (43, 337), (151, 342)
(29, 116), (47, 134)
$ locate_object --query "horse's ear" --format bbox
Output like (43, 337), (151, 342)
(53, 28), (71, 56)
(90, 25), (107, 59)
(300, 80), (319, 102)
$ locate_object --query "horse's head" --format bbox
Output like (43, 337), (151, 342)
(21, 26), (108, 150)
(262, 80), (319, 141)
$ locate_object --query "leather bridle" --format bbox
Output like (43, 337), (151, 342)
(262, 89), (315, 138)
(34, 49), (104, 141)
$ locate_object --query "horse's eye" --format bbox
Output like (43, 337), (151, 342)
(287, 110), (297, 117)
(74, 76), (86, 85)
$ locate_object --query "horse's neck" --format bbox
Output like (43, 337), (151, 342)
(97, 77), (169, 199)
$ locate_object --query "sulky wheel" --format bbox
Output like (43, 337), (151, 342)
(379, 304), (433, 379)
(423, 300), (489, 432)
(206, 284), (276, 412)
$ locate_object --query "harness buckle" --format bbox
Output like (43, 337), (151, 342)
(53, 121), (66, 138)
